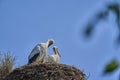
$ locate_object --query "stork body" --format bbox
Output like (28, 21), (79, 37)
(28, 39), (54, 64)
(43, 46), (61, 63)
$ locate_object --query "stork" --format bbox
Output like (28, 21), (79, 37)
(28, 39), (54, 64)
(43, 46), (61, 63)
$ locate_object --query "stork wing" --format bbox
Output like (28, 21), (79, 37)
(28, 53), (39, 64)
(28, 44), (41, 60)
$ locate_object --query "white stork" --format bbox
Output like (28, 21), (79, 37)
(43, 46), (61, 63)
(28, 39), (54, 64)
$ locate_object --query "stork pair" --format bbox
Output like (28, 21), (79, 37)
(28, 39), (61, 64)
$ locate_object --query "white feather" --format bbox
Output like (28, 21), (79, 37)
(28, 39), (54, 63)
(43, 46), (60, 63)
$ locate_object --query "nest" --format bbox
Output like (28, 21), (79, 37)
(3, 62), (85, 80)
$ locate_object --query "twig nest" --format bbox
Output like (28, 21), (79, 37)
(3, 63), (85, 80)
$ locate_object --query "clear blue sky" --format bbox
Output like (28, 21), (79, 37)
(0, 0), (120, 80)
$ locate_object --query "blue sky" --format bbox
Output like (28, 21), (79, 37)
(0, 0), (120, 80)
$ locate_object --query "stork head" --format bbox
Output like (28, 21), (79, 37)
(53, 46), (61, 57)
(47, 39), (54, 47)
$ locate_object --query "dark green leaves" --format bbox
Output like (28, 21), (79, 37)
(107, 3), (120, 29)
(84, 24), (94, 37)
(107, 3), (119, 18)
(84, 3), (120, 44)
(82, 2), (120, 79)
(103, 59), (119, 74)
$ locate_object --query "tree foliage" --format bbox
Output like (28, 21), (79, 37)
(84, 3), (120, 44)
(83, 2), (120, 79)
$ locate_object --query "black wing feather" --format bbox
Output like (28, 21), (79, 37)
(28, 53), (39, 64)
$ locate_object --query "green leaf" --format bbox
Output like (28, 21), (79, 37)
(107, 3), (120, 29)
(96, 10), (108, 20)
(104, 59), (119, 74)
(107, 3), (119, 16)
(84, 24), (94, 37)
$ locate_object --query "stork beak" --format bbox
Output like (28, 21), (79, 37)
(53, 46), (61, 57)
(57, 50), (61, 57)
